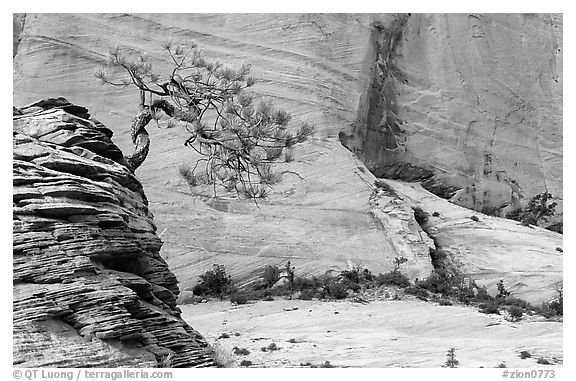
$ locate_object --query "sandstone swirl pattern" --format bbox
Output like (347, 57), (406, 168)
(13, 14), (562, 303)
(13, 99), (215, 367)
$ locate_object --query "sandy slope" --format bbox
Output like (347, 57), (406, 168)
(181, 299), (562, 368)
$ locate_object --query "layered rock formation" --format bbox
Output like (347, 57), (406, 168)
(13, 14), (562, 303)
(13, 98), (215, 367)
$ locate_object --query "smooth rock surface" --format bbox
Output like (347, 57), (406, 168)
(182, 299), (563, 368)
(13, 100), (215, 367)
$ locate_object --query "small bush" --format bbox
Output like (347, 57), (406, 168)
(443, 348), (459, 368)
(506, 208), (523, 222)
(413, 207), (429, 225)
(537, 357), (551, 365)
(263, 295), (275, 301)
(232, 347), (250, 356)
(508, 306), (523, 321)
(196, 264), (233, 298)
(262, 265), (281, 288)
(519, 351), (532, 359)
(475, 286), (493, 301)
(497, 362), (507, 368)
(405, 286), (429, 300)
(432, 211), (440, 217)
(324, 280), (348, 300)
(417, 271), (452, 295)
(479, 302), (500, 315)
(284, 261), (296, 290)
(549, 285), (563, 315)
(294, 276), (323, 292)
(546, 223), (563, 234)
(501, 296), (531, 310)
(157, 353), (173, 368)
(265, 343), (279, 351)
(240, 360), (253, 367)
(192, 284), (208, 296)
(438, 299), (453, 306)
(230, 292), (248, 305)
(375, 271), (411, 288)
(496, 280), (511, 299)
(218, 333), (230, 339)
(470, 215), (480, 222)
(548, 299), (563, 316)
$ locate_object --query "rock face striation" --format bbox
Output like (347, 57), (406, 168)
(13, 14), (562, 303)
(13, 98), (215, 367)
(342, 14), (562, 219)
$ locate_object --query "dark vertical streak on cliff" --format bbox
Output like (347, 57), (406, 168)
(13, 13), (27, 58)
(340, 14), (410, 163)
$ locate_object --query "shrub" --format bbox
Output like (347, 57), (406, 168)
(475, 286), (493, 301)
(507, 193), (558, 226)
(263, 295), (275, 301)
(157, 353), (173, 368)
(413, 207), (429, 225)
(323, 280), (348, 300)
(546, 222), (563, 234)
(479, 302), (500, 315)
(550, 284), (563, 316)
(284, 261), (295, 290)
(537, 357), (551, 365)
(497, 362), (507, 368)
(294, 276), (323, 292)
(508, 306), (523, 321)
(261, 343), (279, 352)
(239, 360), (253, 367)
(375, 271), (411, 288)
(218, 333), (230, 339)
(262, 265), (281, 288)
(438, 299), (453, 306)
(405, 286), (429, 300)
(443, 348), (459, 368)
(287, 338), (297, 343)
(192, 283), (208, 296)
(506, 208), (523, 222)
(341, 266), (361, 284)
(470, 215), (480, 222)
(196, 264), (233, 298)
(501, 296), (531, 310)
(230, 292), (248, 305)
(525, 192), (557, 223)
(519, 351), (532, 360)
(548, 299), (563, 316)
(432, 211), (440, 217)
(496, 280), (511, 299)
(232, 347), (250, 356)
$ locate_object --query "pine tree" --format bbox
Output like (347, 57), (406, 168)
(97, 41), (314, 200)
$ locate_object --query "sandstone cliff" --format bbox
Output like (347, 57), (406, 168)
(13, 14), (562, 303)
(342, 14), (563, 220)
(13, 98), (215, 367)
